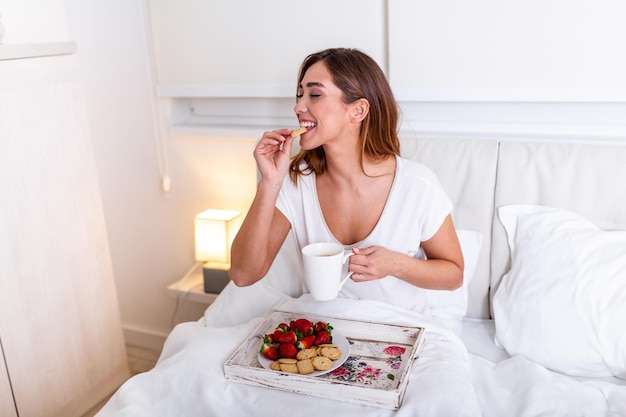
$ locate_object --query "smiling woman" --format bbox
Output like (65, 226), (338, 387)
(230, 48), (464, 310)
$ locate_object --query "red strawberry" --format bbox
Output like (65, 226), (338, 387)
(314, 330), (332, 346)
(314, 321), (333, 333)
(272, 329), (284, 341)
(294, 318), (314, 336)
(278, 330), (297, 344)
(259, 343), (278, 360)
(278, 343), (298, 359)
(276, 323), (289, 332)
(296, 335), (315, 350)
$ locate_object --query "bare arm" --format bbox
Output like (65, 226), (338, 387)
(230, 129), (295, 286)
(348, 215), (464, 290)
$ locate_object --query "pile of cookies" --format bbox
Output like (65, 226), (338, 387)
(270, 344), (343, 375)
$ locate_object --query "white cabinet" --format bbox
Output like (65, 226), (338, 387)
(0, 61), (129, 417)
(0, 351), (17, 417)
(148, 0), (387, 97)
(388, 0), (626, 102)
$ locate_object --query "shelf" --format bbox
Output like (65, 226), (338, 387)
(167, 265), (220, 305)
(0, 42), (76, 61)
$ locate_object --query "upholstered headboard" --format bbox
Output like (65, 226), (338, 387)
(407, 137), (626, 319)
(490, 141), (626, 307)
(404, 138), (499, 319)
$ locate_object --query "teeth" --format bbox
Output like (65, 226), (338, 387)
(300, 121), (316, 128)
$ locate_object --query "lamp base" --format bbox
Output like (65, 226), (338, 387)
(202, 263), (230, 294)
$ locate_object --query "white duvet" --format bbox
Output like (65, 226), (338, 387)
(98, 296), (626, 417)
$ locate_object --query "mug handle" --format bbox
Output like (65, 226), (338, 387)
(338, 252), (354, 289)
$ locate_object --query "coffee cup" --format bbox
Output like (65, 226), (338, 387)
(301, 242), (353, 301)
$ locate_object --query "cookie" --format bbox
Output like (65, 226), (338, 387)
(278, 358), (297, 364)
(269, 361), (281, 371)
(319, 346), (342, 360)
(290, 127), (307, 138)
(311, 356), (332, 371)
(296, 359), (314, 375)
(279, 362), (299, 373)
(296, 348), (317, 361)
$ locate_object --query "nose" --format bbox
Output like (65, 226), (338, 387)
(294, 99), (307, 115)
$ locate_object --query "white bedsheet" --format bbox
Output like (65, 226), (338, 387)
(98, 296), (626, 417)
(460, 319), (626, 416)
(99, 296), (480, 417)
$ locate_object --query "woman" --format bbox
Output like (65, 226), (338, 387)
(231, 48), (463, 312)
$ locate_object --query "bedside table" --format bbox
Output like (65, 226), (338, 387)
(167, 263), (220, 305)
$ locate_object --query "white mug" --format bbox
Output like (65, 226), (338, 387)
(301, 242), (353, 301)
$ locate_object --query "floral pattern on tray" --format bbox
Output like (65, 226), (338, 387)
(321, 339), (411, 390)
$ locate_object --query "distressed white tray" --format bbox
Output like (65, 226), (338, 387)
(224, 309), (425, 409)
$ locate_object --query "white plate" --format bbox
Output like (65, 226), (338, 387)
(258, 332), (351, 377)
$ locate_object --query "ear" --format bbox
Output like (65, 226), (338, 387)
(350, 98), (370, 122)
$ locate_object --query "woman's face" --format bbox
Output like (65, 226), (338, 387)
(294, 61), (355, 151)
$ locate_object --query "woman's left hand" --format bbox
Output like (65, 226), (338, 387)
(348, 246), (399, 282)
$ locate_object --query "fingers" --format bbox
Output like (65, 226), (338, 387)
(349, 246), (376, 281)
(256, 129), (295, 154)
(349, 246), (392, 282)
(256, 132), (285, 152)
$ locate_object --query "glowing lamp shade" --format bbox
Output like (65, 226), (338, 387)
(194, 209), (240, 293)
(194, 209), (240, 264)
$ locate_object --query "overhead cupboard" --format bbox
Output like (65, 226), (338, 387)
(147, 0), (387, 98)
(148, 0), (626, 102)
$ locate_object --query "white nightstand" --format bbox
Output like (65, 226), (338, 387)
(167, 263), (221, 305)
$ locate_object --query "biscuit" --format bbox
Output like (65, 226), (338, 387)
(269, 361), (281, 371)
(290, 127), (307, 138)
(311, 356), (332, 371)
(278, 358), (297, 364)
(296, 348), (317, 361)
(319, 347), (342, 360)
(296, 359), (314, 375)
(279, 362), (299, 373)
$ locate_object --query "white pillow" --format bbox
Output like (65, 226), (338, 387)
(427, 229), (482, 319)
(493, 205), (626, 379)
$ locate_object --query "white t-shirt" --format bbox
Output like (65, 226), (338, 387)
(276, 156), (453, 312)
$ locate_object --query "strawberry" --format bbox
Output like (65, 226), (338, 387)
(278, 330), (297, 344)
(259, 342), (278, 360)
(278, 343), (298, 359)
(314, 330), (332, 346)
(276, 323), (289, 332)
(296, 335), (315, 350)
(294, 318), (314, 336)
(314, 321), (333, 334)
(272, 329), (284, 341)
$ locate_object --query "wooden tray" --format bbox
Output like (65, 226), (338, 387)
(224, 309), (426, 409)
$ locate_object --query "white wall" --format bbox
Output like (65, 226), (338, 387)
(61, 0), (257, 348)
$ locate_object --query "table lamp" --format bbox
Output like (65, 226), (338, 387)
(194, 209), (241, 293)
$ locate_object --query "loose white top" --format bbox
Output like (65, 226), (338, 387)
(276, 156), (453, 312)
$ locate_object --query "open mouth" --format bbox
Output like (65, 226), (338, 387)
(300, 121), (317, 132)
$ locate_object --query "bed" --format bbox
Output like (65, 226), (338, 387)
(98, 138), (626, 417)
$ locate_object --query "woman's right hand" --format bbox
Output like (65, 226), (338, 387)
(254, 129), (295, 183)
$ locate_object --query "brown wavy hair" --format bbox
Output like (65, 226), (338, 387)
(289, 48), (400, 184)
